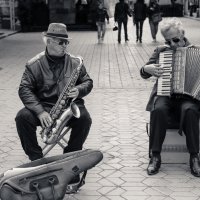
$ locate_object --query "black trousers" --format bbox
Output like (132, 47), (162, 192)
(135, 20), (144, 40)
(150, 96), (200, 154)
(15, 104), (92, 161)
(117, 19), (128, 42)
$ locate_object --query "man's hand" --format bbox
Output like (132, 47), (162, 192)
(38, 111), (52, 128)
(144, 64), (164, 77)
(67, 87), (79, 99)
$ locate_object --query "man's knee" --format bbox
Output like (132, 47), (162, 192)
(152, 106), (168, 116)
(79, 111), (92, 127)
(15, 108), (38, 126)
(15, 108), (28, 123)
(182, 104), (199, 116)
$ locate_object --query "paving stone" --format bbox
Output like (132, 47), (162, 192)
(0, 18), (200, 200)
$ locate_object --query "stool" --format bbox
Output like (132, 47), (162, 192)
(42, 127), (71, 156)
(147, 113), (189, 164)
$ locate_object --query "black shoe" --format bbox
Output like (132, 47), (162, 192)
(136, 38), (139, 42)
(147, 155), (161, 175)
(125, 39), (129, 42)
(118, 40), (121, 44)
(139, 39), (142, 43)
(190, 155), (200, 177)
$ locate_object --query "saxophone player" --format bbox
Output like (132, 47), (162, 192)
(15, 23), (93, 165)
(140, 18), (200, 177)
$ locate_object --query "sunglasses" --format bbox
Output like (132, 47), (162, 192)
(51, 39), (69, 46)
(165, 38), (180, 45)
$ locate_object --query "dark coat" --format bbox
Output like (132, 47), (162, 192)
(114, 1), (132, 22)
(134, 2), (147, 21)
(19, 52), (93, 115)
(147, 2), (160, 20)
(140, 38), (191, 111)
(96, 8), (109, 22)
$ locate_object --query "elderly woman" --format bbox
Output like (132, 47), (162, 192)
(140, 18), (200, 177)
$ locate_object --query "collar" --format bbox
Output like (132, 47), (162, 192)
(45, 49), (65, 64)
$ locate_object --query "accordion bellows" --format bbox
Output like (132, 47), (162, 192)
(157, 45), (200, 100)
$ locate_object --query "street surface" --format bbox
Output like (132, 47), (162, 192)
(0, 17), (200, 200)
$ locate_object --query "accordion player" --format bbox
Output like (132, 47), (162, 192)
(157, 45), (200, 101)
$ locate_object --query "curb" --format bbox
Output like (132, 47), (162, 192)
(0, 31), (19, 40)
(184, 15), (200, 21)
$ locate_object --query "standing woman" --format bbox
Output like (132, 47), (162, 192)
(148, 0), (161, 42)
(133, 0), (147, 43)
(96, 3), (109, 44)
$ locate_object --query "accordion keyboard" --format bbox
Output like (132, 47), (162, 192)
(157, 51), (173, 96)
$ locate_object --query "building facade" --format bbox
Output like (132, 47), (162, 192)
(0, 0), (199, 30)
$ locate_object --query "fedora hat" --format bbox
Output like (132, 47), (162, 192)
(43, 23), (72, 40)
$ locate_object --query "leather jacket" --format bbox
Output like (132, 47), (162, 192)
(19, 51), (93, 115)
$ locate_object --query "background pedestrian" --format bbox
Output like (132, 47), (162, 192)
(147, 0), (161, 42)
(133, 0), (147, 43)
(114, 0), (132, 44)
(96, 3), (109, 44)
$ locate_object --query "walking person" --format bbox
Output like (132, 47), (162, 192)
(147, 0), (161, 42)
(114, 0), (132, 44)
(133, 0), (147, 43)
(96, 3), (109, 44)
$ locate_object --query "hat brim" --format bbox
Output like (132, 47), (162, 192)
(42, 32), (72, 40)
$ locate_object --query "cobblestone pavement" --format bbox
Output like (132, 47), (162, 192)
(0, 17), (200, 200)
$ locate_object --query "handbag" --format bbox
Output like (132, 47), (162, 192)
(113, 23), (118, 31)
(151, 12), (162, 23)
(0, 149), (103, 200)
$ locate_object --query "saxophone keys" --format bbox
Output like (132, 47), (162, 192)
(55, 119), (62, 128)
(55, 110), (60, 115)
(52, 114), (57, 120)
(58, 104), (63, 109)
(60, 100), (65, 105)
(52, 128), (57, 134)
(62, 95), (67, 100)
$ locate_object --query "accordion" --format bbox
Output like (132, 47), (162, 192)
(157, 46), (200, 101)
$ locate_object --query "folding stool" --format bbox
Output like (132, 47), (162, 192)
(42, 127), (71, 156)
(147, 112), (188, 164)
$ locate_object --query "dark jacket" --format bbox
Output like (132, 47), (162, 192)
(134, 2), (147, 21)
(147, 2), (160, 20)
(19, 52), (93, 115)
(140, 38), (191, 111)
(96, 8), (109, 23)
(114, 1), (132, 22)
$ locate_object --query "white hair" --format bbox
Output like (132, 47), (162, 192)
(160, 18), (185, 37)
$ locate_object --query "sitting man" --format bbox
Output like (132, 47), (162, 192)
(15, 23), (93, 163)
(140, 18), (200, 177)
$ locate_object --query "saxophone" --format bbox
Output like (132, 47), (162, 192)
(40, 57), (82, 144)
